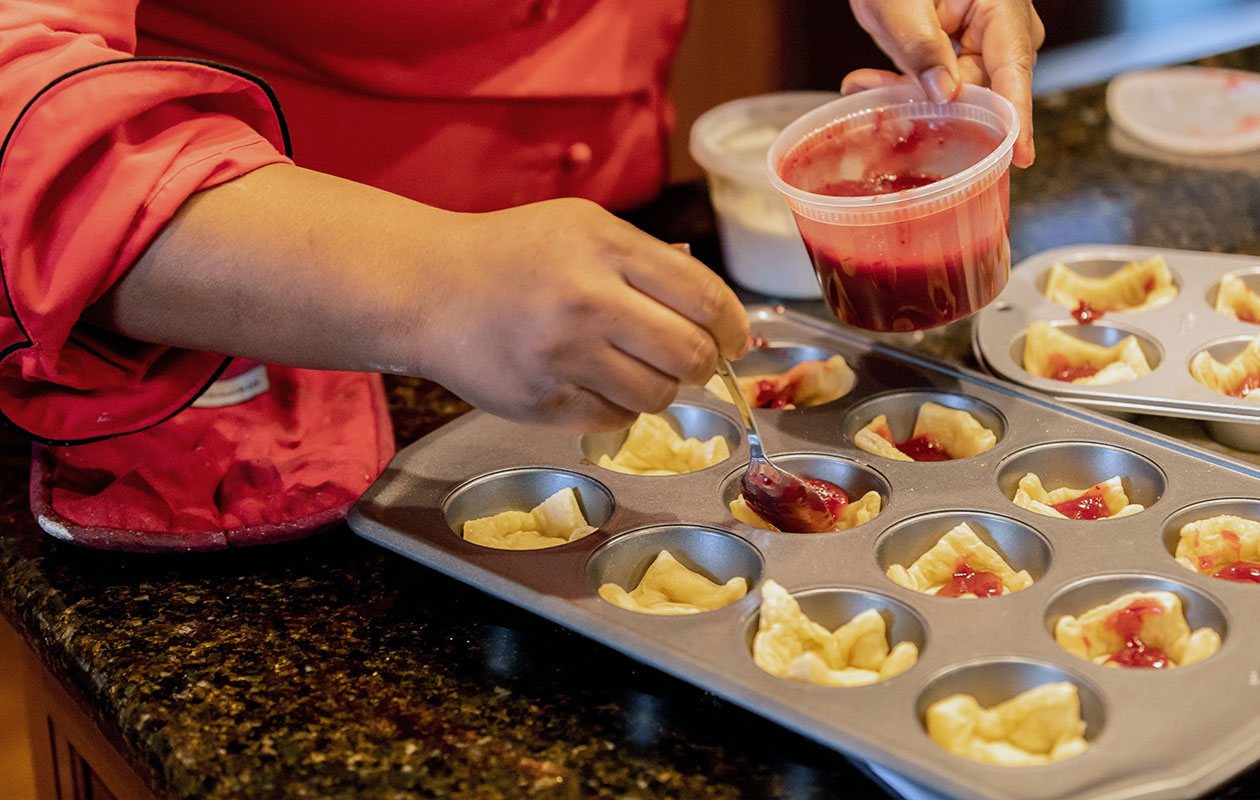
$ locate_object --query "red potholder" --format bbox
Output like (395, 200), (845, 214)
(30, 364), (394, 552)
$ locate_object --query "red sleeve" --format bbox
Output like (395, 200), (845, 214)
(0, 1), (293, 444)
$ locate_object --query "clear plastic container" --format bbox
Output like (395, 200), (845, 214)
(768, 85), (1019, 332)
(689, 92), (839, 299)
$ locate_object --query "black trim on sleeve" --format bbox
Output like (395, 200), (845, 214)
(0, 57), (292, 446)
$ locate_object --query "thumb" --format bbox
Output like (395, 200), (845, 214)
(856, 0), (961, 103)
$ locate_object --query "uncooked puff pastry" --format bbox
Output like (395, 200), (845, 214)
(597, 413), (730, 475)
(1175, 513), (1260, 576)
(853, 402), (996, 462)
(1054, 590), (1220, 668)
(597, 550), (747, 615)
(925, 682), (1089, 766)
(1214, 273), (1260, 323)
(705, 355), (856, 410)
(752, 580), (917, 687)
(1011, 473), (1144, 520)
(1022, 320), (1152, 385)
(1043, 255), (1177, 312)
(1189, 336), (1260, 400)
(730, 488), (882, 532)
(886, 523), (1033, 598)
(462, 487), (596, 550)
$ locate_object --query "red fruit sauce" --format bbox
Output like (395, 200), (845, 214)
(1050, 486), (1111, 520)
(1227, 374), (1260, 398)
(778, 117), (1009, 332)
(802, 478), (850, 522)
(1214, 561), (1260, 583)
(895, 434), (953, 462)
(1071, 301), (1104, 324)
(936, 558), (1005, 598)
(751, 378), (799, 409)
(1047, 353), (1101, 383)
(1104, 600), (1169, 668)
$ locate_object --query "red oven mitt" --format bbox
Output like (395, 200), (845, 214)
(30, 362), (394, 552)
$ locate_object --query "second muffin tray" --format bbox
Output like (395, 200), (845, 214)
(350, 305), (1260, 800)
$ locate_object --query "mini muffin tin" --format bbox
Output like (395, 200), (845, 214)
(972, 244), (1260, 450)
(350, 306), (1260, 800)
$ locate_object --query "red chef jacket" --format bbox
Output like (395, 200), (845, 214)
(0, 0), (686, 546)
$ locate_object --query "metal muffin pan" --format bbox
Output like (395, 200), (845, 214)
(351, 305), (1260, 800)
(973, 244), (1260, 449)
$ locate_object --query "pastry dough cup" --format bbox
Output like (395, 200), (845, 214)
(1162, 497), (1260, 581)
(743, 586), (927, 676)
(586, 524), (762, 613)
(843, 390), (1006, 459)
(580, 401), (740, 474)
(876, 511), (1051, 595)
(1011, 320), (1163, 382)
(442, 467), (614, 544)
(997, 442), (1166, 519)
(1043, 574), (1227, 666)
(916, 659), (1104, 765)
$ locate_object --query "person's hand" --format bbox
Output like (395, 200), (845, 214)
(843, 0), (1044, 167)
(416, 198), (750, 431)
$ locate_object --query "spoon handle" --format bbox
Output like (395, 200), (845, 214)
(715, 357), (766, 463)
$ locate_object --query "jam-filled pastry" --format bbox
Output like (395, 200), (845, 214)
(1189, 336), (1260, 400)
(925, 682), (1089, 766)
(1054, 590), (1220, 668)
(1214, 273), (1260, 323)
(597, 413), (730, 475)
(752, 580), (917, 687)
(730, 485), (882, 532)
(854, 402), (996, 462)
(462, 487), (596, 550)
(1012, 473), (1143, 520)
(704, 355), (856, 410)
(597, 550), (747, 615)
(1023, 320), (1152, 384)
(1175, 514), (1260, 583)
(886, 523), (1033, 598)
(1043, 255), (1176, 313)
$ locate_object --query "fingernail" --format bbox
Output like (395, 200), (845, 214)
(921, 66), (956, 104)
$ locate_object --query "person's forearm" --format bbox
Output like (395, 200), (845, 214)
(88, 163), (449, 376)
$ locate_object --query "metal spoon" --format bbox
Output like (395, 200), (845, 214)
(715, 356), (837, 532)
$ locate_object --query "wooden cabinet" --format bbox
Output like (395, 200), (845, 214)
(4, 616), (155, 800)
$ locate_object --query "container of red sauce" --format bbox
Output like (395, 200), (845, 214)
(767, 85), (1019, 332)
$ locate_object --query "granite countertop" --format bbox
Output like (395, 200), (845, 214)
(8, 49), (1260, 800)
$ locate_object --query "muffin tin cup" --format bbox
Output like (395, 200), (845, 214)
(352, 305), (1260, 800)
(974, 245), (1260, 440)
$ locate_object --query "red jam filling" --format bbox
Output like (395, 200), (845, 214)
(1047, 353), (1101, 383)
(1227, 374), (1260, 399)
(1070, 300), (1104, 324)
(751, 377), (799, 409)
(1238, 309), (1259, 324)
(894, 434), (953, 462)
(1050, 486), (1111, 520)
(936, 558), (1005, 598)
(802, 478), (850, 521)
(1214, 561), (1260, 583)
(1104, 600), (1169, 668)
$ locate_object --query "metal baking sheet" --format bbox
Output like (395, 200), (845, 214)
(973, 244), (1260, 423)
(350, 305), (1260, 800)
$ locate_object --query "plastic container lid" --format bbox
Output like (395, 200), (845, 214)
(1107, 66), (1260, 156)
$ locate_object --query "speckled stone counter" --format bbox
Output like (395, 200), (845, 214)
(8, 49), (1260, 800)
